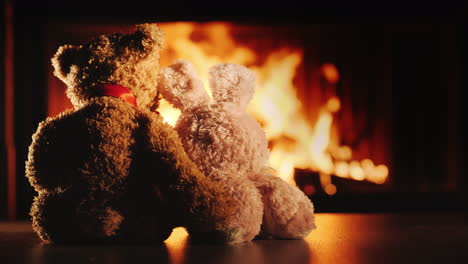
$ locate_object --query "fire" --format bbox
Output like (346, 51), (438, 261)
(157, 22), (389, 193)
(321, 63), (340, 84)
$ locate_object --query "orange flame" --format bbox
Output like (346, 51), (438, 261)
(158, 22), (388, 193)
(321, 63), (340, 84)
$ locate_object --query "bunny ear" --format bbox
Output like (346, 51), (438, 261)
(209, 63), (255, 109)
(158, 59), (210, 112)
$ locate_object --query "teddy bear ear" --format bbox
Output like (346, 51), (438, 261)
(51, 44), (82, 83)
(136, 23), (164, 49)
(209, 63), (255, 109)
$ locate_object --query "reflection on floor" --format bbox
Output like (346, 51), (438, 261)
(1, 212), (468, 264)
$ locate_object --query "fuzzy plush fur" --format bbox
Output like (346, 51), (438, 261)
(158, 60), (316, 243)
(26, 24), (239, 244)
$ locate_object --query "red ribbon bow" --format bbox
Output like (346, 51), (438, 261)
(94, 83), (137, 107)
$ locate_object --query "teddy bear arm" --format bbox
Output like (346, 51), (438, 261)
(29, 101), (137, 190)
(145, 117), (243, 240)
(252, 170), (316, 239)
(187, 176), (264, 244)
(26, 113), (113, 243)
(26, 113), (128, 242)
(30, 189), (125, 243)
(31, 190), (85, 243)
(26, 110), (92, 192)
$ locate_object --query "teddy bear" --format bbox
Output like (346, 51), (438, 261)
(158, 59), (316, 243)
(25, 24), (240, 244)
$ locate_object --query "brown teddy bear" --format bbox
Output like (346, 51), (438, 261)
(25, 24), (238, 244)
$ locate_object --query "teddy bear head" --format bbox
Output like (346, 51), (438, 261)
(51, 23), (164, 109)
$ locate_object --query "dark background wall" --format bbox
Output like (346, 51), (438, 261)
(1, 0), (6, 219)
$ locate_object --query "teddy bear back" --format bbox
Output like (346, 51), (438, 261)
(51, 23), (164, 109)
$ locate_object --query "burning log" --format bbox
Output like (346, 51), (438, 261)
(294, 168), (389, 197)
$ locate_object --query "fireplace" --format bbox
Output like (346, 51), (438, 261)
(2, 8), (466, 219)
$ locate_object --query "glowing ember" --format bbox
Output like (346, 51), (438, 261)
(157, 22), (389, 193)
(321, 63), (340, 84)
(324, 184), (337, 196)
(326, 96), (341, 113)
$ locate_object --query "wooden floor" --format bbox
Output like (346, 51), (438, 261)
(1, 212), (468, 264)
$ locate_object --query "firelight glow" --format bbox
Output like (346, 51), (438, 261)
(157, 22), (388, 193)
(320, 63), (340, 84)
